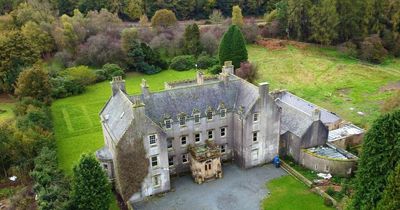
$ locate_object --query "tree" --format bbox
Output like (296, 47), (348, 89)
(123, 0), (143, 20)
(352, 110), (400, 210)
(151, 9), (177, 29)
(376, 163), (400, 210)
(78, 0), (108, 14)
(70, 154), (111, 210)
(287, 0), (312, 41)
(183, 23), (202, 56)
(21, 21), (55, 56)
(309, 0), (339, 45)
(139, 14), (149, 27)
(336, 0), (363, 41)
(360, 35), (388, 64)
(218, 25), (248, 68)
(0, 31), (40, 93)
(231, 5), (243, 27)
(173, 0), (196, 20)
(209, 9), (224, 24)
(14, 64), (52, 104)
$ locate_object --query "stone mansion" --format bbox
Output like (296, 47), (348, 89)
(96, 61), (360, 203)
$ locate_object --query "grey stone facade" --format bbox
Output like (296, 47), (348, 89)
(96, 62), (355, 202)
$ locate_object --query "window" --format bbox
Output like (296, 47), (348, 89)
(151, 156), (158, 167)
(220, 109), (226, 118)
(167, 138), (173, 149)
(253, 132), (258, 142)
(194, 113), (200, 123)
(220, 145), (226, 153)
(208, 130), (214, 139)
(207, 111), (213, 120)
(220, 127), (226, 137)
(165, 119), (172, 129)
(182, 154), (188, 163)
(152, 175), (160, 188)
(168, 156), (174, 166)
(253, 113), (259, 122)
(149, 134), (157, 145)
(103, 164), (108, 169)
(179, 116), (186, 126)
(195, 133), (201, 142)
(181, 136), (187, 145)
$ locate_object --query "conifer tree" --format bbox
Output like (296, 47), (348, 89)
(336, 0), (363, 41)
(218, 25), (248, 68)
(309, 0), (339, 45)
(69, 154), (111, 210)
(376, 163), (400, 210)
(232, 5), (244, 27)
(352, 110), (400, 210)
(183, 23), (202, 56)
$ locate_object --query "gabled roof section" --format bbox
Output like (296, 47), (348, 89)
(275, 91), (341, 124)
(129, 78), (259, 124)
(276, 98), (314, 138)
(100, 90), (133, 141)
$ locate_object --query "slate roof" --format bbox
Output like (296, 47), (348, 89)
(276, 98), (314, 137)
(100, 90), (134, 140)
(129, 77), (259, 124)
(328, 124), (364, 142)
(276, 91), (341, 125)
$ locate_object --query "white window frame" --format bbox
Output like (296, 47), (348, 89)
(151, 156), (158, 168)
(194, 113), (201, 124)
(152, 174), (161, 188)
(182, 154), (189, 164)
(208, 129), (214, 140)
(206, 111), (213, 121)
(220, 127), (226, 137)
(220, 109), (227, 118)
(181, 136), (187, 146)
(253, 113), (259, 122)
(165, 119), (172, 129)
(149, 134), (157, 146)
(179, 116), (186, 126)
(194, 133), (201, 143)
(252, 132), (258, 142)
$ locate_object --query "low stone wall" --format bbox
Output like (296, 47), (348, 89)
(299, 149), (357, 177)
(330, 133), (364, 149)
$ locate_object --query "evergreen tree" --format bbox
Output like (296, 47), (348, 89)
(218, 25), (248, 69)
(69, 154), (111, 210)
(352, 110), (400, 210)
(232, 5), (244, 27)
(151, 9), (177, 29)
(376, 163), (400, 210)
(287, 0), (312, 41)
(336, 0), (363, 41)
(183, 23), (202, 56)
(309, 0), (339, 45)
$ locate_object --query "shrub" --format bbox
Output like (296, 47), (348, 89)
(338, 41), (358, 58)
(359, 35), (388, 64)
(200, 32), (219, 55)
(209, 9), (224, 24)
(197, 54), (219, 69)
(236, 61), (257, 82)
(326, 187), (335, 196)
(62, 66), (97, 86)
(261, 20), (282, 38)
(242, 18), (259, 43)
(381, 91), (400, 113)
(218, 25), (248, 68)
(324, 197), (334, 207)
(170, 55), (196, 71)
(151, 9), (177, 29)
(95, 63), (125, 82)
(208, 64), (222, 75)
(50, 76), (85, 99)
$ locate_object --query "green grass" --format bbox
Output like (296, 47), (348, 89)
(263, 175), (334, 210)
(0, 103), (14, 122)
(52, 70), (197, 174)
(249, 44), (400, 128)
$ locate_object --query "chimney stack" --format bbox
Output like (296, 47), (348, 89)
(141, 79), (150, 96)
(259, 82), (269, 98)
(111, 76), (126, 96)
(222, 61), (234, 75)
(312, 109), (321, 121)
(196, 71), (204, 85)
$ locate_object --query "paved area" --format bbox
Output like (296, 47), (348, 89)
(133, 164), (286, 210)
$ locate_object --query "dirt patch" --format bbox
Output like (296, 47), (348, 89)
(256, 38), (308, 50)
(0, 94), (14, 103)
(380, 81), (400, 92)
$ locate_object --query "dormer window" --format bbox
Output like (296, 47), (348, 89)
(220, 109), (226, 118)
(253, 113), (259, 122)
(165, 119), (172, 129)
(194, 113), (200, 124)
(207, 111), (213, 120)
(179, 116), (186, 126)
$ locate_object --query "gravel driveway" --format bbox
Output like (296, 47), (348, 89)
(133, 163), (286, 210)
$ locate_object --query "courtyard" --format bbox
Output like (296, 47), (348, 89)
(133, 164), (286, 210)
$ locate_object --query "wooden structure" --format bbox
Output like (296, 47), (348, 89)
(188, 141), (222, 184)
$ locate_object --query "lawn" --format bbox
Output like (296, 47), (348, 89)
(249, 44), (400, 128)
(263, 175), (334, 210)
(52, 70), (197, 174)
(0, 103), (14, 122)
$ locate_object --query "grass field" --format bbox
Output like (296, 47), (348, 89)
(0, 103), (14, 122)
(263, 175), (333, 210)
(249, 45), (400, 128)
(52, 70), (197, 174)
